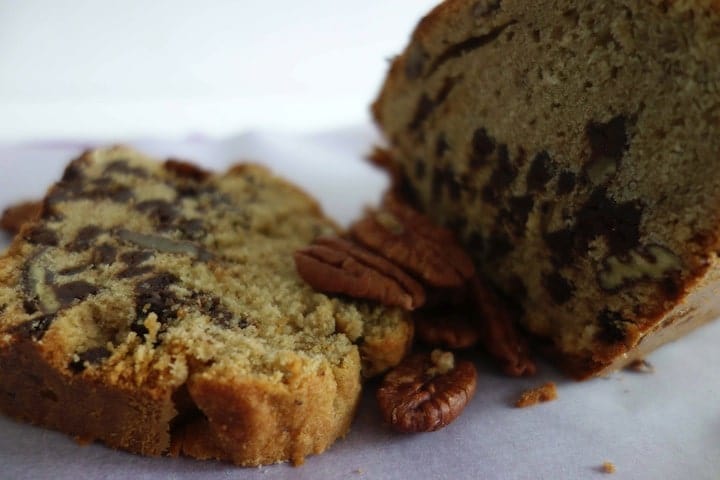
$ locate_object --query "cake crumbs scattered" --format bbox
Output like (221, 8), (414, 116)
(602, 461), (616, 474)
(515, 381), (558, 408)
(626, 359), (654, 373)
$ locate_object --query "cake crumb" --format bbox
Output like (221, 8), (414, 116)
(602, 461), (616, 474)
(626, 359), (654, 373)
(354, 468), (364, 474)
(514, 381), (558, 408)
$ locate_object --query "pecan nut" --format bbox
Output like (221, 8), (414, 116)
(414, 308), (480, 350)
(294, 236), (425, 310)
(376, 350), (477, 433)
(350, 193), (474, 288)
(1, 200), (42, 235)
(472, 276), (536, 377)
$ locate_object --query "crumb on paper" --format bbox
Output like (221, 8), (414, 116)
(602, 461), (616, 474)
(514, 381), (558, 408)
(354, 468), (364, 474)
(626, 359), (654, 373)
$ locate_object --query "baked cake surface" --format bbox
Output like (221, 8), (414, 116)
(373, 0), (720, 377)
(0, 147), (412, 465)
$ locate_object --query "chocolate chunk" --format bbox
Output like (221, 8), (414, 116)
(53, 281), (98, 307)
(67, 226), (103, 252)
(481, 145), (515, 203)
(428, 22), (517, 76)
(194, 293), (248, 329)
(526, 151), (554, 192)
(0, 304), (6, 315)
(576, 188), (643, 256)
(60, 157), (89, 183)
(133, 272), (180, 335)
(118, 265), (154, 279)
(58, 265), (88, 276)
(68, 346), (111, 373)
(164, 159), (211, 181)
(543, 272), (574, 304)
(91, 243), (117, 265)
(431, 166), (454, 201)
(587, 115), (629, 164)
(136, 199), (179, 229)
(120, 250), (154, 267)
(556, 171), (577, 195)
(470, 128), (496, 169)
(408, 77), (459, 133)
(435, 134), (449, 158)
(500, 195), (534, 236)
(596, 309), (629, 344)
(24, 226), (59, 246)
(544, 228), (576, 266)
(506, 275), (528, 300)
(104, 160), (149, 178)
(13, 314), (56, 341)
(177, 218), (206, 240)
(415, 158), (427, 180)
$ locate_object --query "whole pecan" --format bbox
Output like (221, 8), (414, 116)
(472, 276), (536, 377)
(1, 200), (42, 235)
(377, 350), (477, 433)
(350, 193), (474, 288)
(414, 308), (480, 350)
(294, 236), (426, 310)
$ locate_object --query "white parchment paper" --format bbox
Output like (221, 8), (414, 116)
(1, 127), (718, 480)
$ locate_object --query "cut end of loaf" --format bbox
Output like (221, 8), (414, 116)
(373, 0), (720, 376)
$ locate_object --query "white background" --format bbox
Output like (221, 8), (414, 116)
(0, 0), (438, 142)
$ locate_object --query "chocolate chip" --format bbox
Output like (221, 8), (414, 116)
(177, 218), (206, 240)
(0, 304), (6, 315)
(506, 274), (528, 300)
(67, 226), (103, 252)
(544, 228), (575, 266)
(596, 309), (629, 344)
(415, 159), (427, 180)
(91, 243), (117, 265)
(104, 160), (149, 178)
(408, 76), (460, 134)
(133, 272), (180, 335)
(136, 199), (179, 229)
(68, 346), (111, 373)
(120, 250), (154, 267)
(526, 151), (554, 192)
(543, 272), (574, 304)
(58, 265), (88, 276)
(53, 281), (99, 307)
(470, 128), (496, 169)
(427, 22), (516, 76)
(61, 157), (89, 182)
(481, 145), (515, 203)
(435, 134), (450, 158)
(118, 265), (154, 279)
(556, 171), (576, 195)
(500, 195), (534, 236)
(194, 293), (248, 329)
(485, 232), (513, 259)
(576, 188), (643, 256)
(24, 226), (59, 246)
(587, 116), (629, 165)
(13, 314), (56, 341)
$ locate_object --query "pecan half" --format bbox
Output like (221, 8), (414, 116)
(472, 276), (536, 376)
(350, 193), (474, 288)
(294, 236), (425, 310)
(376, 350), (477, 433)
(414, 308), (480, 350)
(1, 200), (42, 235)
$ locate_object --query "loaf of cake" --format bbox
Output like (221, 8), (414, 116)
(373, 0), (720, 378)
(0, 147), (412, 465)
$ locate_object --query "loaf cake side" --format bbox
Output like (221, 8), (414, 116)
(0, 147), (412, 465)
(373, 0), (720, 377)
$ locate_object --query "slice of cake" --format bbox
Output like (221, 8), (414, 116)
(0, 147), (412, 465)
(373, 0), (720, 378)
